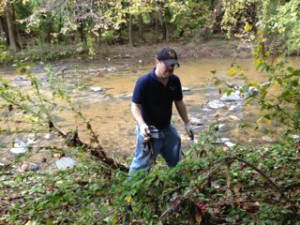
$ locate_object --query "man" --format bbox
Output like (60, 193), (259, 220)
(129, 47), (194, 174)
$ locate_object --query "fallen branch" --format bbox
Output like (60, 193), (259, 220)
(64, 130), (128, 172)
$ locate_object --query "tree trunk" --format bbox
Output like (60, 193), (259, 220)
(137, 15), (144, 42)
(154, 1), (167, 42)
(97, 28), (101, 46)
(77, 22), (86, 43)
(128, 14), (133, 46)
(5, 0), (19, 53)
(0, 16), (7, 44)
(155, 17), (159, 43)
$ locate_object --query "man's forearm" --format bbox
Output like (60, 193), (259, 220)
(175, 100), (189, 124)
(131, 103), (146, 126)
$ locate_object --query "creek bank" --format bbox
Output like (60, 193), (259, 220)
(91, 38), (252, 62)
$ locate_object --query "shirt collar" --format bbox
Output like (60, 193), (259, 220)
(150, 68), (174, 82)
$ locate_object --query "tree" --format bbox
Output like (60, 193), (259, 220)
(218, 0), (300, 135)
(221, 0), (300, 55)
(5, 0), (20, 53)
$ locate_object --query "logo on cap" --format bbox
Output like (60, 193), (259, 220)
(168, 50), (176, 59)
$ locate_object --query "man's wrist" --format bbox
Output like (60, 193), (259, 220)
(140, 122), (147, 127)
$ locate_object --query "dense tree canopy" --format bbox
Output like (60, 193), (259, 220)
(0, 0), (299, 55)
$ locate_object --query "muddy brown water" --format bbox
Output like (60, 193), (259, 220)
(1, 57), (299, 166)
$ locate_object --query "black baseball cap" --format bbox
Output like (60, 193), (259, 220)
(156, 48), (180, 67)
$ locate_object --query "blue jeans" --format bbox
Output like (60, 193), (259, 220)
(129, 124), (181, 174)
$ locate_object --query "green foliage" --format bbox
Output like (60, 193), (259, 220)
(0, 45), (13, 64)
(100, 30), (115, 43)
(213, 27), (299, 136)
(0, 61), (94, 138)
(221, 0), (300, 54)
(1, 0), (299, 59)
(250, 29), (300, 133)
(1, 132), (299, 224)
(171, 1), (213, 41)
(15, 43), (79, 61)
(0, 51), (299, 225)
(268, 0), (300, 54)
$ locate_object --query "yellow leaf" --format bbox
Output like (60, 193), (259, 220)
(265, 51), (271, 57)
(125, 195), (133, 204)
(244, 23), (253, 33)
(233, 183), (242, 195)
(228, 67), (237, 77)
(112, 213), (118, 225)
(195, 211), (202, 225)
(265, 118), (271, 125)
(249, 81), (258, 87)
(274, 81), (280, 89)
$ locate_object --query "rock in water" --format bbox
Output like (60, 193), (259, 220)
(29, 163), (39, 171)
(221, 91), (241, 101)
(207, 100), (225, 109)
(90, 87), (103, 92)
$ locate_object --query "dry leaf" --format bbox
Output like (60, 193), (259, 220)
(195, 211), (202, 225)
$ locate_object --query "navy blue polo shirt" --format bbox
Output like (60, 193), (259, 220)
(132, 68), (183, 129)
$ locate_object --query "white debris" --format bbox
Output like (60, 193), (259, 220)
(262, 136), (277, 143)
(90, 87), (103, 92)
(10, 139), (28, 155)
(190, 117), (204, 125)
(21, 164), (29, 171)
(107, 67), (117, 72)
(288, 134), (299, 139)
(243, 86), (259, 98)
(214, 137), (231, 144)
(55, 157), (77, 169)
(217, 124), (228, 132)
(182, 87), (191, 92)
(27, 133), (37, 145)
(228, 105), (239, 111)
(225, 141), (236, 148)
(44, 133), (56, 139)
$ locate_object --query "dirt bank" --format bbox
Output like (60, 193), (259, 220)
(94, 37), (252, 63)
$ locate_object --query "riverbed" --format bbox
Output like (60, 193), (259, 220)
(0, 56), (299, 167)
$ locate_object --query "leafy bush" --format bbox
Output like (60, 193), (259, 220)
(1, 136), (299, 224)
(0, 45), (13, 64)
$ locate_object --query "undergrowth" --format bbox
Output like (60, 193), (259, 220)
(1, 136), (299, 224)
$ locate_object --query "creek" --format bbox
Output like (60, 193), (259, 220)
(0, 56), (299, 168)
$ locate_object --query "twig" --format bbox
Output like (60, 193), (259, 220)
(160, 188), (195, 219)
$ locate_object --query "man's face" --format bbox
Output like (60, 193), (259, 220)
(156, 60), (176, 78)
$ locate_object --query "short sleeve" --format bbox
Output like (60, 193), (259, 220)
(132, 78), (145, 104)
(174, 76), (183, 101)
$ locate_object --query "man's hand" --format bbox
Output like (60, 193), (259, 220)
(185, 123), (194, 140)
(140, 123), (151, 141)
